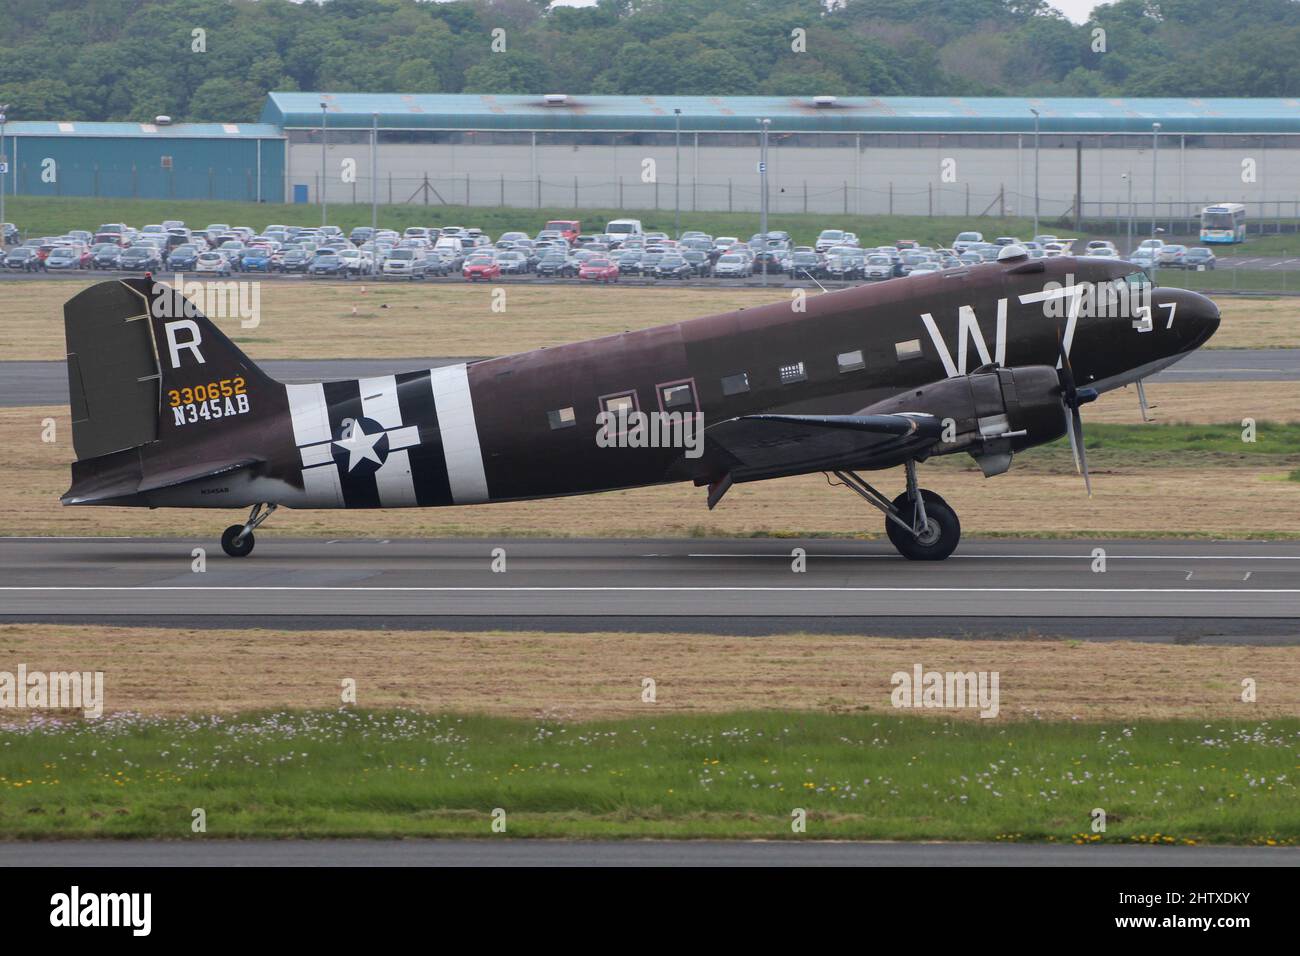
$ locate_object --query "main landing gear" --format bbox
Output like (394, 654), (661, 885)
(832, 461), (961, 561)
(221, 503), (277, 558)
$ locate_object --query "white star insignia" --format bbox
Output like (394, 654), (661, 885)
(333, 419), (385, 471)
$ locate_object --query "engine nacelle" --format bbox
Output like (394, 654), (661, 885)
(861, 365), (1067, 476)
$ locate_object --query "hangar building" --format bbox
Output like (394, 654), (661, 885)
(6, 95), (1300, 223)
(0, 121), (285, 203)
(262, 92), (1300, 222)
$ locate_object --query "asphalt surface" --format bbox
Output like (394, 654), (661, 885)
(4, 348), (1295, 407)
(2, 538), (1297, 638)
(0, 839), (1293, 867)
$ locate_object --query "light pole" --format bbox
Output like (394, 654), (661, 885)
(758, 117), (770, 285)
(1151, 121), (1161, 241)
(371, 112), (379, 231)
(320, 102), (328, 228)
(1122, 172), (1133, 255)
(0, 104), (8, 244)
(673, 108), (682, 240)
(1030, 108), (1040, 239)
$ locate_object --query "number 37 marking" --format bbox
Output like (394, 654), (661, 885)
(1133, 302), (1176, 333)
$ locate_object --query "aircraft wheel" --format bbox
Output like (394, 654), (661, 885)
(221, 525), (255, 558)
(885, 490), (960, 561)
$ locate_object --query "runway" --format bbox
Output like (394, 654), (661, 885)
(2, 537), (1298, 639)
(2, 348), (1296, 406)
(0, 838), (1293, 867)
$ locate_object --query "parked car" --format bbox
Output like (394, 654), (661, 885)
(117, 246), (161, 272)
(463, 254), (501, 281)
(240, 247), (274, 272)
(536, 253), (576, 278)
(381, 248), (427, 279)
(1157, 244), (1188, 269)
(815, 229), (846, 253)
(825, 255), (860, 281)
(194, 251), (231, 276)
(544, 220), (581, 243)
(44, 245), (84, 270)
(579, 257), (620, 283)
(1183, 247), (1217, 270)
(713, 253), (752, 278)
(496, 250), (529, 274)
(336, 248), (371, 277)
(653, 254), (693, 280)
(4, 246), (42, 270)
(1, 223), (18, 245)
(279, 248), (310, 273)
(307, 252), (345, 277)
(167, 244), (200, 270)
(681, 249), (711, 276)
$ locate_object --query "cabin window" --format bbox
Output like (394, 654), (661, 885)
(659, 381), (696, 410)
(720, 372), (750, 396)
(547, 406), (576, 429)
(895, 339), (923, 361)
(837, 350), (865, 373)
(600, 391), (638, 414)
(779, 361), (807, 385)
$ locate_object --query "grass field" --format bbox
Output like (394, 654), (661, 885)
(0, 279), (1294, 362)
(4, 623), (1297, 721)
(7, 404), (1300, 539)
(0, 707), (1294, 841)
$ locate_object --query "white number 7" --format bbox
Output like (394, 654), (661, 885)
(1160, 302), (1177, 329)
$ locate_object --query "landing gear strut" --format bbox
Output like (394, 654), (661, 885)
(832, 461), (961, 561)
(221, 503), (277, 558)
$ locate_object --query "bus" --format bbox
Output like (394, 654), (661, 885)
(1199, 203), (1247, 244)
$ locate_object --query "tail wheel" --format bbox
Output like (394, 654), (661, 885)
(885, 490), (960, 561)
(221, 525), (255, 558)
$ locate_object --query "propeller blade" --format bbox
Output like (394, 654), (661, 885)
(1072, 403), (1092, 497)
(1063, 404), (1082, 473)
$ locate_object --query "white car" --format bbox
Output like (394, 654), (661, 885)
(195, 252), (231, 276)
(953, 231), (983, 253)
(815, 229), (846, 252)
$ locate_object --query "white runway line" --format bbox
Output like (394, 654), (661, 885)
(684, 552), (1300, 561)
(2, 586), (1297, 594)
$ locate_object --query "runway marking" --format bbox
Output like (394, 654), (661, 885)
(684, 552), (1300, 561)
(2, 586), (1297, 594)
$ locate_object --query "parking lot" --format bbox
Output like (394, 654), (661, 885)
(1, 214), (1289, 294)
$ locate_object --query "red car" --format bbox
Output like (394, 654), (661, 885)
(579, 258), (619, 283)
(462, 256), (501, 281)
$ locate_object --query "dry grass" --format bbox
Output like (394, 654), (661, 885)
(0, 623), (1294, 722)
(1, 279), (1293, 361)
(8, 398), (1299, 539)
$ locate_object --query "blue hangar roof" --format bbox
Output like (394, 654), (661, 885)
(262, 92), (1300, 134)
(3, 121), (283, 139)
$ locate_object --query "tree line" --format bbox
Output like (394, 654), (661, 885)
(1, 0), (1298, 123)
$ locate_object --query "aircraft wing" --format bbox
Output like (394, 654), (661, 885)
(701, 412), (943, 503)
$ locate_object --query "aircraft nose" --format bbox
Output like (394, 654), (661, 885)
(1154, 287), (1220, 353)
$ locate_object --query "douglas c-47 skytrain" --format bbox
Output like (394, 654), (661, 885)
(60, 246), (1220, 560)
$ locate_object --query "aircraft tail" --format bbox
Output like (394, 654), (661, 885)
(62, 277), (281, 505)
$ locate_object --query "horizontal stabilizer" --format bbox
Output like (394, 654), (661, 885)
(62, 454), (262, 505)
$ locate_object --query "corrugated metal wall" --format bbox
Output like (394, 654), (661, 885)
(9, 136), (285, 202)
